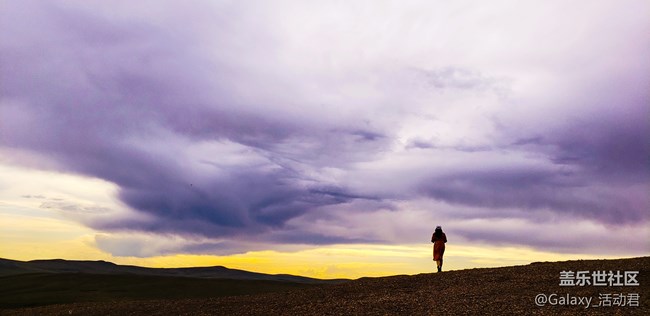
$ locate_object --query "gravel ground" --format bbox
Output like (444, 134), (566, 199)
(2, 256), (648, 315)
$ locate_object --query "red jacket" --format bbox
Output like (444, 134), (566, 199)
(431, 232), (447, 260)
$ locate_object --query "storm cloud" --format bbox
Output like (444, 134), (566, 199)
(1, 0), (648, 256)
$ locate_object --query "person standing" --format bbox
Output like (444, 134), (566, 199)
(431, 226), (447, 272)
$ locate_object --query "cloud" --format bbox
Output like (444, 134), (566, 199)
(450, 218), (650, 255)
(93, 233), (259, 257)
(417, 160), (649, 224)
(413, 67), (512, 97)
(1, 0), (648, 257)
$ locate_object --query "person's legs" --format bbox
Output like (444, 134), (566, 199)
(439, 258), (443, 272)
(436, 260), (442, 272)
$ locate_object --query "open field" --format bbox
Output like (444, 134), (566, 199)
(0, 273), (321, 309)
(2, 256), (648, 315)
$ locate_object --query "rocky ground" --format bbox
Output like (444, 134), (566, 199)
(2, 256), (648, 315)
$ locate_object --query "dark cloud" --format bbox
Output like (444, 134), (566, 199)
(452, 222), (649, 255)
(418, 166), (646, 224)
(550, 114), (650, 182)
(0, 1), (376, 243)
(94, 234), (257, 257)
(424, 73), (650, 226)
(1, 1), (648, 256)
(267, 231), (380, 246)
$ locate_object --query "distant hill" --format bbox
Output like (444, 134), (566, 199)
(0, 257), (348, 309)
(3, 256), (648, 315)
(0, 258), (346, 284)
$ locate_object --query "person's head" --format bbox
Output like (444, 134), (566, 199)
(435, 225), (443, 237)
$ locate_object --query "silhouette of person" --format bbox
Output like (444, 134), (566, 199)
(431, 226), (447, 272)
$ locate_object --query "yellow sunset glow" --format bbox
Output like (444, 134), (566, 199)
(0, 163), (632, 279)
(0, 208), (615, 279)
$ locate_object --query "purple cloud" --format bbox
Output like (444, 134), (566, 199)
(1, 0), (648, 256)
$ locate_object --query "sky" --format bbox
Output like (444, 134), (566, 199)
(0, 0), (648, 279)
